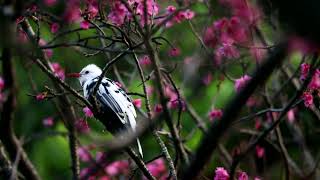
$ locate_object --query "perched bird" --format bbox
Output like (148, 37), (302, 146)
(73, 64), (143, 157)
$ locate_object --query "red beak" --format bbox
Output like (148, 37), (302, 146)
(66, 73), (80, 78)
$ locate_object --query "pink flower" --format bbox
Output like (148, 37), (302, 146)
(139, 55), (152, 66)
(164, 86), (177, 100)
(204, 26), (218, 48)
(227, 16), (248, 43)
(254, 177), (262, 180)
(44, 0), (57, 6)
(167, 99), (185, 110)
(309, 69), (320, 90)
(234, 75), (251, 92)
(133, 99), (142, 108)
(209, 109), (223, 121)
(36, 93), (46, 101)
(255, 145), (265, 158)
(217, 43), (240, 60)
(302, 92), (313, 107)
(214, 167), (229, 180)
(300, 63), (310, 80)
(237, 171), (248, 180)
(42, 117), (54, 127)
(0, 77), (4, 90)
(168, 47), (181, 57)
(64, 1), (81, 23)
(183, 9), (195, 20)
(108, 1), (130, 26)
(105, 160), (129, 176)
(99, 176), (111, 180)
(154, 104), (163, 113)
(75, 119), (90, 133)
(83, 107), (94, 117)
(50, 23), (60, 33)
(146, 158), (167, 178)
(87, 4), (99, 19)
(146, 86), (154, 95)
(77, 146), (92, 162)
(166, 5), (176, 13)
(80, 20), (90, 29)
(255, 118), (261, 130)
(287, 109), (295, 123)
(50, 62), (65, 81)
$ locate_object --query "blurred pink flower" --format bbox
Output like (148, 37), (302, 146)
(235, 75), (251, 92)
(209, 109), (223, 121)
(287, 109), (295, 123)
(214, 167), (229, 180)
(202, 73), (213, 86)
(75, 119), (90, 133)
(108, 1), (130, 26)
(80, 20), (90, 29)
(83, 107), (94, 117)
(104, 160), (129, 176)
(237, 171), (248, 180)
(204, 26), (218, 48)
(64, 1), (81, 23)
(44, 0), (57, 6)
(166, 5), (176, 14)
(87, 4), (98, 19)
(77, 146), (91, 162)
(36, 93), (46, 101)
(133, 99), (142, 108)
(146, 86), (154, 95)
(146, 158), (167, 178)
(154, 104), (163, 113)
(302, 91), (313, 107)
(300, 63), (310, 80)
(255, 145), (265, 158)
(139, 55), (152, 66)
(50, 23), (60, 33)
(0, 77), (4, 90)
(169, 47), (181, 57)
(309, 69), (320, 90)
(42, 117), (54, 127)
(50, 62), (65, 80)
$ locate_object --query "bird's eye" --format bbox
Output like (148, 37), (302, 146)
(85, 71), (89, 74)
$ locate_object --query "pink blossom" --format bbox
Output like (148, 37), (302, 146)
(164, 86), (177, 100)
(214, 167), (229, 180)
(209, 109), (223, 121)
(168, 47), (181, 57)
(309, 69), (320, 90)
(183, 9), (195, 20)
(237, 171), (248, 180)
(168, 99), (185, 110)
(99, 176), (111, 180)
(50, 62), (65, 80)
(302, 92), (313, 107)
(79, 168), (90, 179)
(108, 1), (130, 26)
(0, 77), (4, 90)
(77, 146), (92, 162)
(83, 107), (94, 117)
(87, 4), (99, 19)
(235, 75), (251, 92)
(75, 119), (90, 133)
(36, 93), (46, 101)
(50, 23), (60, 33)
(204, 26), (218, 48)
(44, 0), (57, 7)
(166, 5), (176, 13)
(154, 104), (163, 113)
(255, 145), (265, 158)
(146, 86), (154, 95)
(146, 158), (167, 178)
(255, 118), (261, 130)
(80, 20), (90, 29)
(133, 99), (142, 108)
(202, 73), (212, 85)
(218, 43), (240, 60)
(42, 117), (54, 127)
(227, 16), (248, 43)
(64, 1), (81, 23)
(300, 63), (310, 80)
(105, 160), (129, 176)
(139, 55), (152, 66)
(287, 109), (295, 123)
(95, 151), (106, 161)
(254, 177), (262, 180)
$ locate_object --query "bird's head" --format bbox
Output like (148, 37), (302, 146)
(79, 64), (102, 86)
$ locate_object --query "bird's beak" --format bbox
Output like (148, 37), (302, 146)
(66, 73), (81, 78)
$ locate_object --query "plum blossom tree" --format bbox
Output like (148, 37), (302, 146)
(0, 0), (320, 179)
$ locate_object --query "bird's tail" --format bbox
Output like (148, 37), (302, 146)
(136, 138), (143, 158)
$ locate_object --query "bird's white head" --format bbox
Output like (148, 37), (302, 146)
(78, 64), (102, 86)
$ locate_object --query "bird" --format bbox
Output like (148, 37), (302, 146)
(75, 64), (143, 157)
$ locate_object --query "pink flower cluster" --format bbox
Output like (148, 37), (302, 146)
(75, 119), (90, 133)
(214, 167), (254, 180)
(300, 63), (320, 108)
(164, 5), (195, 27)
(139, 55), (152, 66)
(83, 107), (94, 117)
(133, 98), (142, 108)
(209, 108), (223, 121)
(234, 75), (251, 92)
(50, 62), (65, 81)
(164, 85), (185, 110)
(78, 146), (131, 179)
(145, 158), (167, 179)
